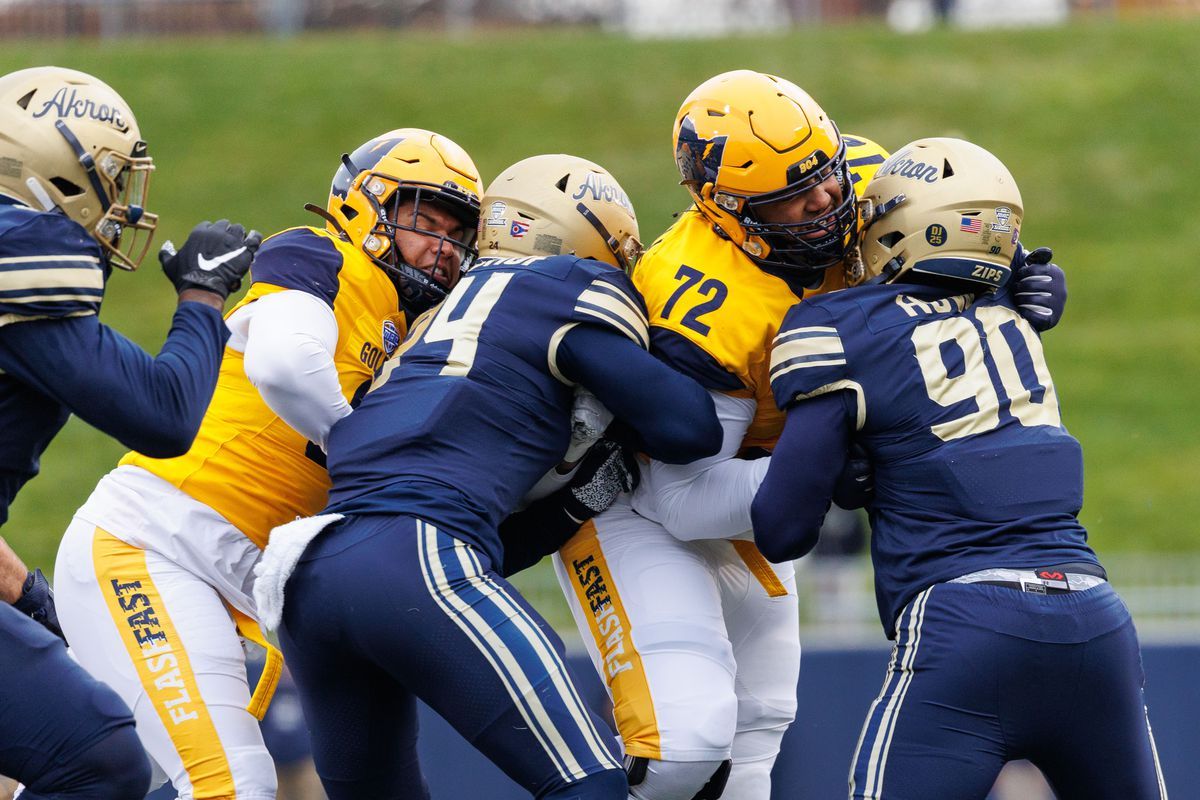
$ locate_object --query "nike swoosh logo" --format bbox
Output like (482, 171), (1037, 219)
(197, 246), (248, 271)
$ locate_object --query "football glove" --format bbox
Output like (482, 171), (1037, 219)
(560, 438), (639, 524)
(160, 219), (262, 300)
(563, 388), (615, 464)
(12, 568), (65, 643)
(1012, 245), (1066, 332)
(832, 444), (874, 511)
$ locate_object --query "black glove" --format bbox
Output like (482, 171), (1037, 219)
(832, 444), (874, 511)
(497, 439), (639, 577)
(560, 439), (640, 524)
(1012, 245), (1066, 332)
(160, 219), (262, 300)
(12, 568), (65, 643)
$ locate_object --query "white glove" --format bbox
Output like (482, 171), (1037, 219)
(563, 387), (613, 464)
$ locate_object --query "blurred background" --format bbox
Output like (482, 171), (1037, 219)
(2, 0), (1198, 797)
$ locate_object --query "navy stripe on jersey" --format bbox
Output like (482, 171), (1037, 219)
(574, 278), (648, 349)
(0, 205), (106, 324)
(649, 327), (744, 392)
(249, 228), (343, 308)
(416, 521), (619, 781)
(769, 325), (847, 385)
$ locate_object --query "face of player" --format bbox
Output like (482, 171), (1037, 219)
(392, 198), (471, 289)
(756, 173), (845, 238)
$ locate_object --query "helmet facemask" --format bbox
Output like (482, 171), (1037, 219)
(672, 71), (860, 287)
(87, 138), (157, 270)
(318, 128), (484, 316)
(739, 140), (859, 275)
(358, 172), (480, 316)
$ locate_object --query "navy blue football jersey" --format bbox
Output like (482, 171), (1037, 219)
(0, 198), (107, 323)
(324, 254), (649, 565)
(0, 199), (227, 525)
(769, 282), (1099, 629)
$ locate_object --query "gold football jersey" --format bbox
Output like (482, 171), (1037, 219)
(635, 134), (888, 451)
(121, 227), (405, 548)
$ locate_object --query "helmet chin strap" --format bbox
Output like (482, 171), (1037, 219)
(303, 203), (352, 241)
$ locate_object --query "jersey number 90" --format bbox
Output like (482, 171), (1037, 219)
(913, 305), (1060, 442)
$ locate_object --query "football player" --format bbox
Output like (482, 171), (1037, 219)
(752, 137), (1165, 799)
(52, 128), (482, 799)
(0, 66), (257, 799)
(552, 70), (1068, 800)
(252, 154), (724, 800)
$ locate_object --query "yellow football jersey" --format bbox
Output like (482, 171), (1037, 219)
(121, 227), (405, 548)
(636, 134), (888, 451)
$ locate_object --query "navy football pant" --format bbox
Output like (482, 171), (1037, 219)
(850, 582), (1167, 799)
(278, 514), (627, 799)
(0, 602), (150, 799)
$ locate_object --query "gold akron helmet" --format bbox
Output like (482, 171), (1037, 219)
(859, 137), (1023, 292)
(323, 128), (483, 315)
(672, 69), (857, 278)
(478, 154), (642, 274)
(0, 66), (157, 270)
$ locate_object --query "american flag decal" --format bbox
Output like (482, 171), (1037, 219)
(959, 217), (982, 234)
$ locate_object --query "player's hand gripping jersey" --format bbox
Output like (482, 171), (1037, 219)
(119, 226), (404, 547)
(768, 280), (1097, 631)
(324, 253), (656, 566)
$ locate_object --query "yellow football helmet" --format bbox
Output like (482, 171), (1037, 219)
(673, 69), (857, 280)
(0, 66), (157, 270)
(859, 137), (1023, 291)
(479, 154), (641, 273)
(322, 128), (483, 314)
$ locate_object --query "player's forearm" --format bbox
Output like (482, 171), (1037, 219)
(558, 326), (722, 464)
(96, 302), (230, 456)
(751, 396), (847, 562)
(0, 536), (30, 604)
(632, 391), (767, 541)
(645, 456), (770, 541)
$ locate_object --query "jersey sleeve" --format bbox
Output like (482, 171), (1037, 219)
(649, 327), (746, 392)
(769, 300), (858, 417)
(0, 303), (228, 458)
(0, 208), (106, 326)
(568, 266), (649, 350)
(247, 228), (343, 309)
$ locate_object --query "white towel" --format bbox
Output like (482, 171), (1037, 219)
(253, 513), (343, 631)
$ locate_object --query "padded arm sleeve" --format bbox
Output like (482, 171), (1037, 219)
(0, 302), (228, 457)
(556, 324), (721, 465)
(750, 391), (850, 562)
(630, 391), (769, 541)
(240, 290), (349, 450)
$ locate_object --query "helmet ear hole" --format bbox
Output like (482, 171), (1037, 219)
(877, 231), (904, 248)
(49, 177), (85, 197)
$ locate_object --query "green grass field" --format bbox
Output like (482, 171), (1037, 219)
(2, 17), (1198, 581)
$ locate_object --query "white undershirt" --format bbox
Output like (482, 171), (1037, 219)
(630, 390), (770, 541)
(227, 289), (351, 451)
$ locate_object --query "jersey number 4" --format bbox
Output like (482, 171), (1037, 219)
(913, 305), (1060, 442)
(371, 272), (514, 392)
